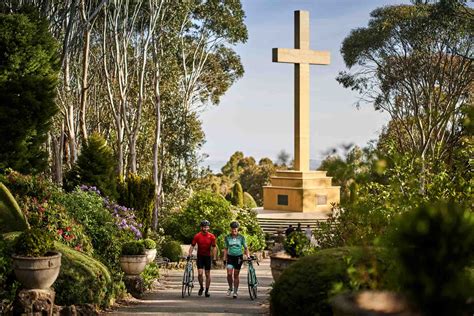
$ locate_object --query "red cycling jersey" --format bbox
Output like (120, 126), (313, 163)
(192, 232), (216, 256)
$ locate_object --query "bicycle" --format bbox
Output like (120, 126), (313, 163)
(247, 255), (259, 300)
(182, 256), (195, 298)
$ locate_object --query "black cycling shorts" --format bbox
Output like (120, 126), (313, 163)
(226, 255), (244, 270)
(197, 255), (211, 271)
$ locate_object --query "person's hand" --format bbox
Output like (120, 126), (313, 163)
(212, 259), (217, 266)
(186, 256), (191, 261)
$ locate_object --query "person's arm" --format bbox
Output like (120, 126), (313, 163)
(188, 235), (196, 257)
(242, 236), (250, 258)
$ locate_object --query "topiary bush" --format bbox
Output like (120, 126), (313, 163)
(117, 174), (155, 233)
(283, 231), (313, 258)
(387, 201), (474, 315)
(13, 228), (54, 257)
(161, 240), (182, 262)
(243, 192), (257, 208)
(231, 182), (244, 207)
(121, 241), (146, 256)
(0, 182), (29, 233)
(141, 238), (156, 250)
(270, 247), (392, 316)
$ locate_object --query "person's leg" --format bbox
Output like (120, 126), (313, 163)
(197, 268), (204, 294)
(205, 269), (211, 297)
(233, 269), (241, 294)
(226, 266), (234, 295)
(204, 256), (211, 297)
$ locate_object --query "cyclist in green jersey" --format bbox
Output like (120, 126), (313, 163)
(223, 221), (249, 298)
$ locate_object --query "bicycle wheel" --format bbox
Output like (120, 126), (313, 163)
(248, 268), (256, 300)
(182, 266), (189, 298)
(187, 268), (194, 296)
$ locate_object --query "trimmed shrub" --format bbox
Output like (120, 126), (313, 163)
(122, 241), (146, 256)
(243, 192), (257, 208)
(270, 247), (392, 316)
(141, 262), (160, 290)
(141, 238), (156, 250)
(64, 133), (117, 199)
(53, 241), (119, 308)
(231, 182), (244, 207)
(388, 202), (474, 315)
(13, 228), (54, 257)
(161, 240), (182, 262)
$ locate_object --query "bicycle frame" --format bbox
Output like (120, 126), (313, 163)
(247, 257), (259, 300)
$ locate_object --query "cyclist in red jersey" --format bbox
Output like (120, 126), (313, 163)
(187, 220), (216, 297)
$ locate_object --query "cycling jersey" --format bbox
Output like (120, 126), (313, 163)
(224, 234), (247, 256)
(192, 232), (216, 256)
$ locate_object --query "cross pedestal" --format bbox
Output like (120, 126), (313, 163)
(262, 10), (340, 214)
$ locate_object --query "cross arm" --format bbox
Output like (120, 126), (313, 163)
(272, 48), (330, 65)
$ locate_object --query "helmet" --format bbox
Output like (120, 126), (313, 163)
(200, 220), (210, 227)
(230, 221), (240, 229)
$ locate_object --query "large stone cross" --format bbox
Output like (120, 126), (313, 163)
(272, 10), (330, 171)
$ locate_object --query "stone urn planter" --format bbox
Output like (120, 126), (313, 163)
(12, 252), (62, 289)
(332, 291), (416, 316)
(120, 255), (148, 275)
(144, 248), (157, 264)
(270, 252), (298, 282)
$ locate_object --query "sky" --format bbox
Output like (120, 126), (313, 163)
(199, 0), (412, 169)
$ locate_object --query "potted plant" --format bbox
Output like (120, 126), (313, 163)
(141, 238), (157, 263)
(120, 241), (147, 275)
(11, 228), (62, 289)
(270, 231), (313, 281)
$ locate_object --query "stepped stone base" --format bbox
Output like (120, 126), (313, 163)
(256, 207), (331, 236)
(263, 170), (340, 213)
(13, 288), (55, 316)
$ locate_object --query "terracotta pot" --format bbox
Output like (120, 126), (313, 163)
(120, 255), (148, 275)
(332, 291), (416, 316)
(270, 253), (298, 282)
(144, 249), (157, 263)
(12, 252), (62, 289)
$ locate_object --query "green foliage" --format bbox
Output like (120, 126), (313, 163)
(231, 182), (244, 207)
(163, 191), (232, 243)
(64, 133), (117, 199)
(283, 232), (313, 258)
(161, 240), (182, 262)
(0, 11), (59, 174)
(13, 228), (54, 257)
(0, 182), (29, 233)
(121, 241), (146, 256)
(56, 188), (131, 273)
(1, 172), (94, 254)
(117, 174), (155, 233)
(141, 238), (156, 249)
(387, 202), (474, 315)
(243, 192), (257, 208)
(141, 262), (159, 290)
(235, 208), (265, 251)
(270, 247), (392, 316)
(0, 234), (17, 302)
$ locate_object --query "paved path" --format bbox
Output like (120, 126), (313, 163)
(107, 259), (272, 315)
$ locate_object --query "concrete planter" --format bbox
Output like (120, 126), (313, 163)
(12, 252), (62, 289)
(332, 291), (416, 316)
(120, 255), (148, 275)
(144, 249), (157, 264)
(270, 253), (298, 282)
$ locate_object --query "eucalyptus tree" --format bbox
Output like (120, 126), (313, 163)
(337, 2), (473, 173)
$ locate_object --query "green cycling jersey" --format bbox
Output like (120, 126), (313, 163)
(224, 234), (247, 256)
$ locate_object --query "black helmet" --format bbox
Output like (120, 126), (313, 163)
(230, 221), (240, 229)
(200, 220), (210, 227)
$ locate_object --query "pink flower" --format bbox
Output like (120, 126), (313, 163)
(57, 229), (63, 236)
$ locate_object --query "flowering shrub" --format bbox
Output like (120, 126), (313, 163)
(81, 185), (143, 239)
